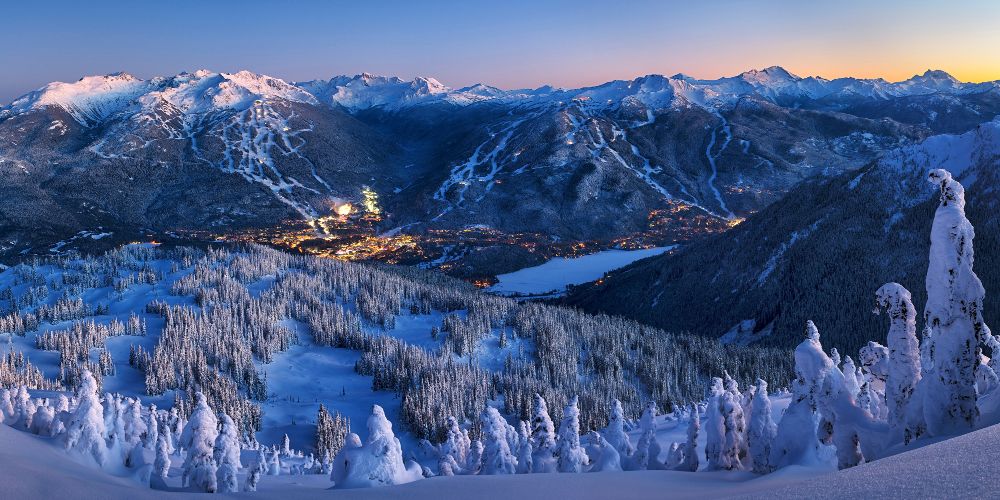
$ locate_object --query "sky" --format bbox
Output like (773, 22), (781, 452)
(2, 0), (999, 103)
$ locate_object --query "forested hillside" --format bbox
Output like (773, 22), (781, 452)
(568, 120), (1000, 356)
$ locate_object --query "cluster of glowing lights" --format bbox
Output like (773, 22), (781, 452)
(334, 202), (353, 216)
(361, 186), (381, 215)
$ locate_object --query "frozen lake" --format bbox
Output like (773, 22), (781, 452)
(488, 246), (674, 296)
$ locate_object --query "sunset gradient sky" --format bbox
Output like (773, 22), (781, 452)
(2, 0), (999, 102)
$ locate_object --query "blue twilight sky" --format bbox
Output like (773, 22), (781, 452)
(2, 0), (999, 103)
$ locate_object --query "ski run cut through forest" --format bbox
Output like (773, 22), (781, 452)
(1, 168), (999, 498)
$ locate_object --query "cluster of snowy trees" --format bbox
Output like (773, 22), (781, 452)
(0, 237), (791, 446)
(682, 168), (1000, 473)
(0, 348), (59, 390)
(35, 318), (141, 386)
(409, 168), (1000, 478)
(0, 370), (287, 493)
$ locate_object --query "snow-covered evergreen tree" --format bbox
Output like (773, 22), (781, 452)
(280, 433), (292, 457)
(842, 356), (861, 399)
(875, 283), (922, 444)
(632, 401), (661, 470)
(268, 448), (282, 475)
(330, 432), (362, 484)
(770, 321), (830, 468)
(315, 404), (348, 460)
(923, 169), (988, 436)
(704, 378), (726, 470)
(10, 386), (35, 430)
(719, 382), (747, 471)
(214, 414), (242, 493)
(465, 440), (483, 475)
(180, 392), (219, 493)
(515, 420), (532, 474)
(245, 449), (267, 492)
(676, 404), (700, 472)
(479, 406), (517, 474)
(0, 388), (13, 424)
(63, 370), (108, 466)
(555, 396), (588, 473)
(438, 416), (469, 476)
(748, 379), (776, 474)
(154, 433), (171, 483)
(586, 431), (622, 472)
(144, 404), (159, 450)
(601, 399), (634, 460)
(122, 398), (147, 467)
(28, 402), (53, 436)
(529, 393), (557, 473)
(331, 405), (422, 488)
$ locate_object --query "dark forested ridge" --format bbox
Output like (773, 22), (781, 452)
(567, 120), (1000, 357)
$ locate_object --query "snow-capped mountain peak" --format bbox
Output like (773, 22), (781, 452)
(738, 65), (801, 84)
(4, 67), (999, 125)
(897, 69), (963, 94)
(2, 72), (158, 125)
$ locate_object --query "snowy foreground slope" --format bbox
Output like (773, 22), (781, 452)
(4, 419), (999, 500)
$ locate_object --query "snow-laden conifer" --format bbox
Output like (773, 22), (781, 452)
(875, 283), (921, 443)
(479, 406), (517, 474)
(555, 396), (588, 473)
(180, 392), (219, 492)
(748, 379), (776, 473)
(63, 370), (108, 466)
(923, 169), (987, 436)
(331, 405), (422, 488)
(676, 404), (700, 472)
(586, 431), (622, 472)
(601, 399), (634, 460)
(529, 393), (557, 473)
(214, 414), (242, 493)
(632, 401), (661, 470)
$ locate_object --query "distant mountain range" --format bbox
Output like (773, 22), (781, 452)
(2, 67), (1000, 270)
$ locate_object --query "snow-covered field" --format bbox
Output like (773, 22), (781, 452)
(488, 247), (674, 296)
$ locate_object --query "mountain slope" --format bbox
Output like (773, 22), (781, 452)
(567, 119), (1000, 355)
(1, 68), (998, 271)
